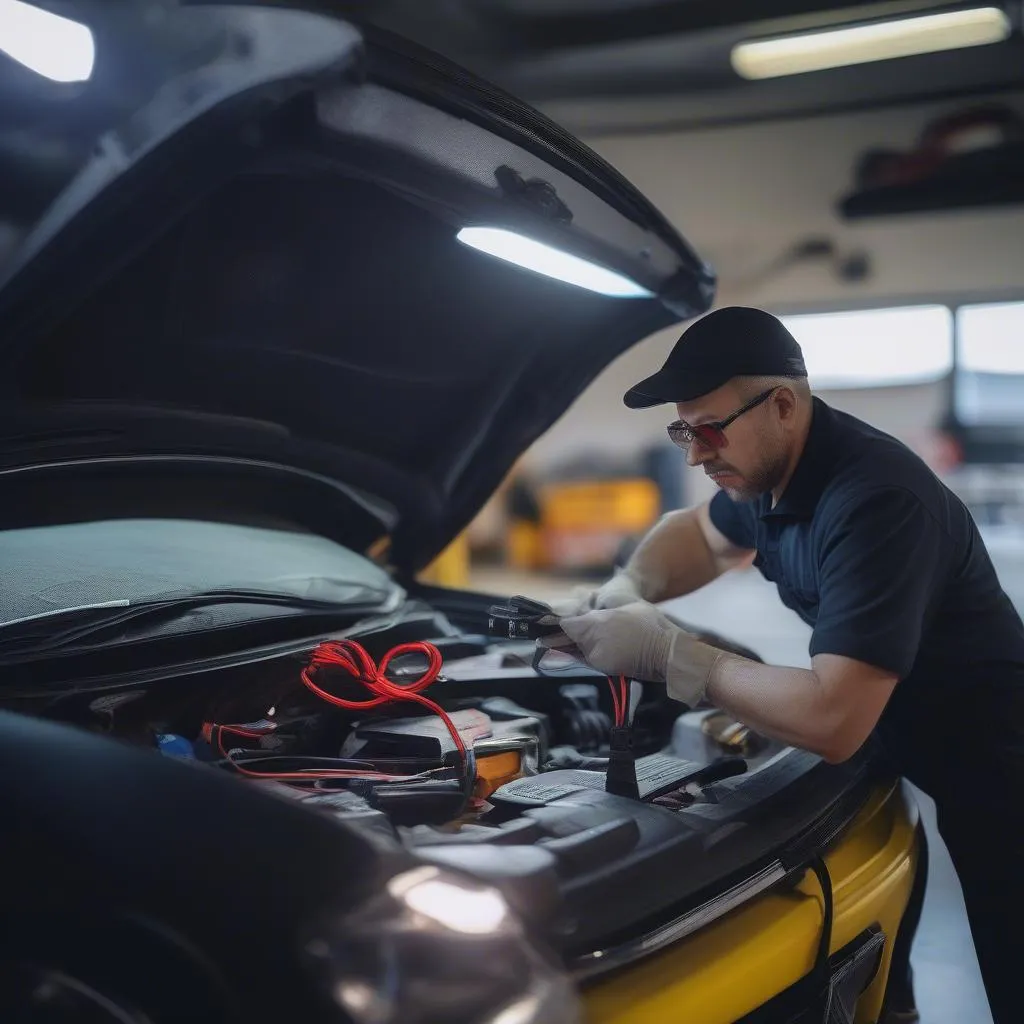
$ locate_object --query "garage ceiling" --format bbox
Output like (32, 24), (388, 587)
(1, 0), (1021, 241)
(322, 0), (1024, 134)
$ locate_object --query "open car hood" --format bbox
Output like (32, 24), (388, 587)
(0, 3), (714, 574)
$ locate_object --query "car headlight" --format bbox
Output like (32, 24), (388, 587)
(304, 865), (581, 1024)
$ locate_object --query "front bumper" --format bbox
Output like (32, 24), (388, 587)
(581, 780), (920, 1024)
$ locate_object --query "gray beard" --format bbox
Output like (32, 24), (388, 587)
(727, 450), (787, 503)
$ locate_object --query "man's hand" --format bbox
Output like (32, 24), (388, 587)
(549, 602), (735, 707)
(544, 571), (643, 620)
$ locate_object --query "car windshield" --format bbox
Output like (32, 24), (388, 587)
(0, 518), (403, 637)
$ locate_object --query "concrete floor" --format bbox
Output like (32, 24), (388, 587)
(468, 564), (998, 1023)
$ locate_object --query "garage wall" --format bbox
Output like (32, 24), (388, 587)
(523, 92), (1024, 503)
(588, 91), (1024, 310)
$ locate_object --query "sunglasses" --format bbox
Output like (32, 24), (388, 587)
(666, 387), (780, 452)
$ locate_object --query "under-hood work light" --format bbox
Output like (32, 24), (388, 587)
(457, 226), (652, 298)
(732, 6), (1011, 80)
(0, 0), (95, 82)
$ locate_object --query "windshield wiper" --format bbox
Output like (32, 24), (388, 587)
(0, 587), (386, 656)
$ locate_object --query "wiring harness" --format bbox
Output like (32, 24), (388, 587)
(205, 639), (476, 801)
(604, 674), (640, 800)
(205, 636), (636, 805)
(606, 674), (628, 732)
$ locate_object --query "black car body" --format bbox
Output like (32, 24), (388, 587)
(0, 5), (919, 1023)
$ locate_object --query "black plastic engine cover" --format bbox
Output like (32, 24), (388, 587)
(411, 748), (876, 956)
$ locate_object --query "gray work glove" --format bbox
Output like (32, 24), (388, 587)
(545, 602), (732, 708)
(543, 571), (643, 621)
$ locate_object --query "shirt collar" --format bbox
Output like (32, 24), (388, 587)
(761, 396), (834, 520)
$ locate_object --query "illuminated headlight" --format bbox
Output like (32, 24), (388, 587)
(387, 866), (509, 934)
(305, 865), (581, 1023)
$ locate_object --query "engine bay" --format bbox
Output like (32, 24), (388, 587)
(8, 597), (872, 962)
(78, 630), (780, 836)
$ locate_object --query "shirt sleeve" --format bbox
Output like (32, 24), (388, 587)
(708, 490), (757, 550)
(810, 487), (955, 677)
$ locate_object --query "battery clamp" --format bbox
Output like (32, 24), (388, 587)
(486, 594), (564, 641)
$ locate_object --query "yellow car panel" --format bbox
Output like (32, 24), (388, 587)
(582, 781), (918, 1024)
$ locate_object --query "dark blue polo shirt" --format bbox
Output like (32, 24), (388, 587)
(709, 397), (1024, 795)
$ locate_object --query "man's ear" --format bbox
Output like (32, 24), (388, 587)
(773, 385), (799, 423)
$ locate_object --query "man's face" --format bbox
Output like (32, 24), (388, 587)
(674, 381), (789, 502)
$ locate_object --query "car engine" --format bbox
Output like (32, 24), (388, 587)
(59, 611), (780, 862)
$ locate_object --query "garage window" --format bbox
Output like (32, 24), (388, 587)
(954, 301), (1024, 425)
(780, 305), (953, 388)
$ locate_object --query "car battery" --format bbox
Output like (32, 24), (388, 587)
(339, 708), (493, 771)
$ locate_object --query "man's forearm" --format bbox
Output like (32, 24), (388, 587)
(623, 508), (719, 602)
(704, 656), (846, 762)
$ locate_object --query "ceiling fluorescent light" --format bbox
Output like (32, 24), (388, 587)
(0, 0), (95, 82)
(457, 226), (652, 298)
(732, 7), (1011, 80)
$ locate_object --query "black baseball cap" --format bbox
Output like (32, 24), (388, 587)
(623, 306), (807, 409)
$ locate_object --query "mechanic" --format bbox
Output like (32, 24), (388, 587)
(545, 306), (1024, 1024)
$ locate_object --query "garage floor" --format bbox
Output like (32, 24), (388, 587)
(469, 565), (996, 1024)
